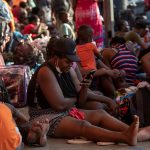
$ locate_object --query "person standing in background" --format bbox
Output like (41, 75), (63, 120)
(33, 0), (52, 26)
(73, 0), (103, 48)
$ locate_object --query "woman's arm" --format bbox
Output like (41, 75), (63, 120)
(101, 48), (116, 68)
(70, 68), (89, 107)
(6, 103), (28, 125)
(37, 67), (77, 111)
(86, 91), (117, 112)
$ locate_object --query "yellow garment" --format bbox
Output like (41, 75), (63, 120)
(0, 103), (20, 150)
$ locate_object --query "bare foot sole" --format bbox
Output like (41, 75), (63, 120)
(124, 115), (139, 146)
(27, 120), (49, 146)
(38, 122), (49, 146)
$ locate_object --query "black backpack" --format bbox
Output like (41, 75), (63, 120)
(130, 86), (150, 127)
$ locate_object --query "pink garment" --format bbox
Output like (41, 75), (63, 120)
(12, 6), (20, 20)
(75, 0), (103, 48)
(145, 0), (150, 8)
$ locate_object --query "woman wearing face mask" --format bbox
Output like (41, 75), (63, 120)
(27, 37), (150, 146)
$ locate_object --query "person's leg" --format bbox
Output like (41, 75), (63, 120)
(138, 126), (150, 142)
(99, 76), (116, 98)
(54, 111), (139, 146)
(82, 109), (128, 131)
(82, 109), (150, 142)
(83, 101), (108, 111)
(84, 93), (117, 114)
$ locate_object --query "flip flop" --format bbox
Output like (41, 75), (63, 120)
(67, 139), (93, 144)
(97, 142), (115, 146)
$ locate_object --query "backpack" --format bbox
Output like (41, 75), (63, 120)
(130, 86), (150, 127)
(0, 65), (31, 107)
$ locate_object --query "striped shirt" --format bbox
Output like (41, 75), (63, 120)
(111, 44), (138, 85)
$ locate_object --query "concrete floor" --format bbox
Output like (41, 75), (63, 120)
(24, 138), (150, 150)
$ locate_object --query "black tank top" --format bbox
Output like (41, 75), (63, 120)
(27, 62), (77, 109)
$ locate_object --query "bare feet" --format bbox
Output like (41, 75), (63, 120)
(27, 119), (49, 146)
(124, 115), (139, 146)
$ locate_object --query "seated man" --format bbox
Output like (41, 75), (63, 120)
(102, 36), (138, 87)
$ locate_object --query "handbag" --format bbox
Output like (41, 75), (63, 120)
(0, 65), (31, 107)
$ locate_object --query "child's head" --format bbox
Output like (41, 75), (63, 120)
(13, 42), (38, 67)
(28, 15), (40, 26)
(58, 11), (69, 23)
(110, 36), (126, 48)
(19, 1), (27, 9)
(117, 20), (130, 32)
(77, 25), (94, 44)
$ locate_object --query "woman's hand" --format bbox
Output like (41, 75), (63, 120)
(80, 80), (91, 88)
(106, 69), (124, 78)
(77, 79), (91, 108)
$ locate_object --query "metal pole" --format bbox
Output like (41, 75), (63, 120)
(103, 0), (114, 46)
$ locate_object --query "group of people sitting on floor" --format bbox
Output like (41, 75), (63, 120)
(1, 0), (150, 149)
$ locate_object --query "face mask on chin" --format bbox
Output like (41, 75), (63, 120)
(55, 58), (62, 74)
(56, 66), (62, 73)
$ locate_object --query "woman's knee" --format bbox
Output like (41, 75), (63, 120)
(79, 120), (92, 134)
(93, 109), (108, 116)
(85, 109), (108, 124)
(84, 101), (108, 110)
